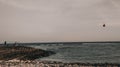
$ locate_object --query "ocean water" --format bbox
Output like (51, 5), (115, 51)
(27, 43), (120, 63)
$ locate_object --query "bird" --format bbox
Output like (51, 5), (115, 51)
(103, 24), (106, 27)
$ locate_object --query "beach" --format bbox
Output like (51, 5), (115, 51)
(0, 60), (120, 67)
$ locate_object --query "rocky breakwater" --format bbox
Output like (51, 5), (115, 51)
(0, 46), (55, 61)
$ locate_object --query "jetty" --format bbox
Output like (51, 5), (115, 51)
(0, 46), (55, 61)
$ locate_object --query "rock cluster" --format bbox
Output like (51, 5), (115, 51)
(0, 46), (55, 61)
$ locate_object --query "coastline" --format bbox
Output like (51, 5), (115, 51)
(0, 43), (120, 67)
(0, 60), (120, 67)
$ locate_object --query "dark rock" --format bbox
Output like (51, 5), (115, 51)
(0, 46), (56, 61)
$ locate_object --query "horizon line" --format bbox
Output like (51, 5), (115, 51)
(0, 41), (120, 44)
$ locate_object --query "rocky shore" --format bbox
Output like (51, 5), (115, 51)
(0, 46), (55, 61)
(0, 61), (120, 67)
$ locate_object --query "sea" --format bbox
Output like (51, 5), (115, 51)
(24, 42), (120, 63)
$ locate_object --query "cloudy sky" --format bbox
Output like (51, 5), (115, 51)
(0, 0), (120, 42)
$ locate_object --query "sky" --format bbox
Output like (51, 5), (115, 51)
(0, 0), (120, 43)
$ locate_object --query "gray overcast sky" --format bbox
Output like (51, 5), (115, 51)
(0, 0), (120, 42)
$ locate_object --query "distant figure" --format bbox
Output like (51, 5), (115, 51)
(103, 24), (106, 27)
(4, 41), (7, 46)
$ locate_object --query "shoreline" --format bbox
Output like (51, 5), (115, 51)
(0, 44), (120, 67)
(0, 60), (120, 67)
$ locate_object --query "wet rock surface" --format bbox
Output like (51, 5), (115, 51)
(0, 46), (55, 61)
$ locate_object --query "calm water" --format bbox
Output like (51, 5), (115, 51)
(27, 43), (120, 63)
